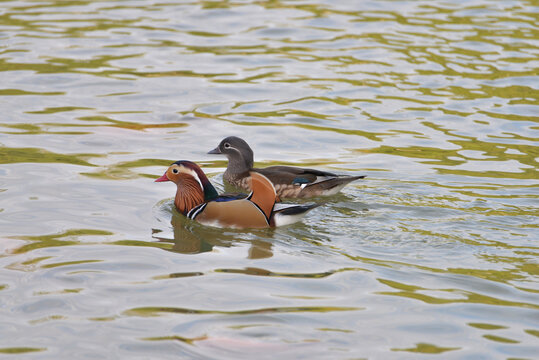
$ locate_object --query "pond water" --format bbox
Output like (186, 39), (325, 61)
(1, 0), (538, 358)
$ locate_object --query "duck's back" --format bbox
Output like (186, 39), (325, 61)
(255, 166), (337, 185)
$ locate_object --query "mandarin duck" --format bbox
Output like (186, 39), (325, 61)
(208, 136), (366, 199)
(155, 160), (319, 228)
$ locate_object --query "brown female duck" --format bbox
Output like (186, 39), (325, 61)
(208, 136), (365, 198)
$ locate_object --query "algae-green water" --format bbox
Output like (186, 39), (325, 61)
(0, 0), (537, 358)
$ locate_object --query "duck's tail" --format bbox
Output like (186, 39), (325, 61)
(271, 203), (321, 227)
(303, 175), (366, 196)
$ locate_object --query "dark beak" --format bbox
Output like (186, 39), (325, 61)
(208, 147), (222, 155)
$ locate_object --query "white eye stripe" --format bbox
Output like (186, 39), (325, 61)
(173, 165), (204, 192)
(187, 169), (204, 192)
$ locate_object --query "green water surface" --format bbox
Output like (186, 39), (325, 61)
(0, 0), (537, 359)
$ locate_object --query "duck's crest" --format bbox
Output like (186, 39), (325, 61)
(174, 160), (219, 201)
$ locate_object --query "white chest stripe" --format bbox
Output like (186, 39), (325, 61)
(187, 203), (207, 219)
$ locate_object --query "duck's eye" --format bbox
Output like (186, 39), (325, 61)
(172, 168), (179, 174)
(224, 142), (230, 149)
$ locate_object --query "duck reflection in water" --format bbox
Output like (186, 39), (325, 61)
(152, 209), (274, 259)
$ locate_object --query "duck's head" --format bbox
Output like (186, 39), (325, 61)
(155, 160), (218, 201)
(208, 136), (254, 169)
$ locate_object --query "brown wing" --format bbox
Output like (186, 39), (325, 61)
(254, 166), (337, 185)
(247, 171), (276, 219)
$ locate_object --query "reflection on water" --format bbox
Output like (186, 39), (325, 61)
(1, 0), (538, 358)
(151, 201), (277, 257)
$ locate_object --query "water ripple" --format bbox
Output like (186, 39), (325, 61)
(1, 0), (537, 359)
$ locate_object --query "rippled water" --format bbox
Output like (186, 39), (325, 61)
(1, 0), (538, 358)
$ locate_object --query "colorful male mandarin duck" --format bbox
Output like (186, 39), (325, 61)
(155, 160), (319, 228)
(208, 136), (366, 199)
